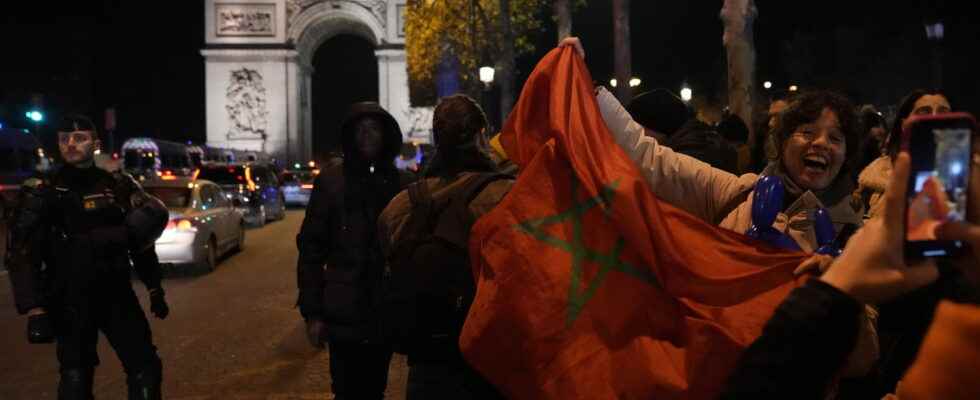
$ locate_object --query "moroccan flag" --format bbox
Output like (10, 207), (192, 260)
(461, 47), (809, 399)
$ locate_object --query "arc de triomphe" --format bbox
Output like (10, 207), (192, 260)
(202, 0), (431, 163)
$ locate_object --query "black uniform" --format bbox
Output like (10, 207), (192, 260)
(5, 164), (169, 400)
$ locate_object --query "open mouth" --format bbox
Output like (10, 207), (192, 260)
(802, 155), (829, 172)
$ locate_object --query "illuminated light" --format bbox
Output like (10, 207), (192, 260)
(156, 171), (163, 176)
(479, 66), (495, 85)
(161, 175), (176, 181)
(191, 169), (200, 181)
(26, 110), (44, 122)
(680, 87), (693, 102)
(609, 78), (617, 87)
(312, 169), (320, 175)
(0, 122), (4, 129)
(94, 149), (102, 155)
(301, 184), (314, 190)
(294, 163), (301, 169)
(112, 152), (119, 159)
(629, 78), (641, 88)
(176, 220), (194, 230)
(763, 81), (773, 89)
(187, 183), (195, 189)
(244, 167), (256, 191)
(308, 161), (316, 168)
(951, 161), (963, 175)
(789, 85), (799, 92)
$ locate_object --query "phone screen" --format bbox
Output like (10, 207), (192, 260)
(905, 115), (975, 258)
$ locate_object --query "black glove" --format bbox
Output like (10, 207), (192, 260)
(149, 289), (169, 320)
(27, 314), (55, 344)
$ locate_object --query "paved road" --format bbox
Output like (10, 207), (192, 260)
(0, 211), (409, 399)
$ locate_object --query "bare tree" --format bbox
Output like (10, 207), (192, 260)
(555, 0), (572, 41)
(720, 0), (758, 145)
(612, 0), (632, 103)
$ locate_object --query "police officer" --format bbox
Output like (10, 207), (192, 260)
(5, 114), (170, 400)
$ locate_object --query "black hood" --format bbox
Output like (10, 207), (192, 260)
(340, 102), (403, 172)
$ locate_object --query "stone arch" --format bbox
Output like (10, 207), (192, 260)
(289, 2), (385, 66)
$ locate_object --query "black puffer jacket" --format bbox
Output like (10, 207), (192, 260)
(296, 103), (414, 342)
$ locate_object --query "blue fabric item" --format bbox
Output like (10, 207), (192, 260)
(745, 176), (801, 251)
(813, 208), (842, 256)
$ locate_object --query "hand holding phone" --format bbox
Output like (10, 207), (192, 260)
(902, 112), (977, 258)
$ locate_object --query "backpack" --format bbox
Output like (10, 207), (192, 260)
(378, 173), (509, 356)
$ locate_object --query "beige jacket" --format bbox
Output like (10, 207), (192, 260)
(857, 155), (892, 220)
(596, 87), (863, 252)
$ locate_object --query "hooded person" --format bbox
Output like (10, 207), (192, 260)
(295, 102), (415, 400)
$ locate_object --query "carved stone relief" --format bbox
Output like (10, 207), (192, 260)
(226, 68), (270, 140)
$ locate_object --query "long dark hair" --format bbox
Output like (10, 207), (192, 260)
(885, 89), (949, 158)
(424, 95), (497, 178)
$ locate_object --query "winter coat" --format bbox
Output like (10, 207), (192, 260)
(296, 103), (414, 342)
(720, 279), (865, 400)
(665, 119), (740, 175)
(596, 87), (878, 378)
(856, 155), (891, 220)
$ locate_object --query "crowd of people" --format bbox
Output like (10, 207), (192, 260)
(6, 34), (980, 400)
(293, 36), (980, 400)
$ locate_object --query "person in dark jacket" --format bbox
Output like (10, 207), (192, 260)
(666, 118), (740, 174)
(5, 114), (170, 400)
(295, 102), (414, 400)
(625, 88), (691, 142)
(720, 151), (941, 400)
(378, 94), (513, 400)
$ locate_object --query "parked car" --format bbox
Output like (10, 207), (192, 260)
(280, 169), (316, 207)
(195, 163), (286, 227)
(143, 178), (245, 272)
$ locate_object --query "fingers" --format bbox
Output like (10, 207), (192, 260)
(881, 152), (911, 230)
(901, 259), (940, 292)
(559, 37), (585, 60)
(793, 254), (833, 276)
(937, 221), (980, 247)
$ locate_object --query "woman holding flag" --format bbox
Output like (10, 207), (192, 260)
(559, 37), (877, 379)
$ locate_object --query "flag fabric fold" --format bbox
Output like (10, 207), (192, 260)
(461, 47), (809, 399)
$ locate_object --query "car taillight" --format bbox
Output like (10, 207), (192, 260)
(166, 219), (195, 231)
(301, 184), (314, 189)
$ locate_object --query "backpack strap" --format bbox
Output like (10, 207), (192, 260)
(434, 173), (511, 248)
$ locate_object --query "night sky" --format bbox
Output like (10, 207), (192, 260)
(1, 0), (977, 153)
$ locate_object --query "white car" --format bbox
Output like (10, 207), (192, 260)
(143, 178), (245, 272)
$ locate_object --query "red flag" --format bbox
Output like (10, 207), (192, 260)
(461, 47), (809, 399)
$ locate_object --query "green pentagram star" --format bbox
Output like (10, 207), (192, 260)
(515, 175), (660, 328)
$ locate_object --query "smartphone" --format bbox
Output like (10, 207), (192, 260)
(902, 112), (976, 258)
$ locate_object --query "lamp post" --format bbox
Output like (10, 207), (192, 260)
(480, 66), (496, 130)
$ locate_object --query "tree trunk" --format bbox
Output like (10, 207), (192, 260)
(498, 0), (515, 124)
(612, 0), (632, 103)
(555, 0), (572, 41)
(720, 0), (758, 145)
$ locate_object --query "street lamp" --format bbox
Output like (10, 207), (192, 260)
(788, 85), (799, 92)
(479, 66), (495, 88)
(763, 81), (773, 89)
(680, 86), (693, 102)
(610, 78), (642, 88)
